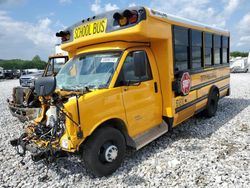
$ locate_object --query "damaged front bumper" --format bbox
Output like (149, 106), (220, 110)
(8, 104), (40, 122)
(10, 134), (66, 162)
(8, 86), (41, 122)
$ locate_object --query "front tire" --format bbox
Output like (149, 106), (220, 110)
(82, 127), (126, 177)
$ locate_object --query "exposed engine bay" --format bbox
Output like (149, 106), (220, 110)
(9, 80), (86, 162)
(10, 95), (66, 161)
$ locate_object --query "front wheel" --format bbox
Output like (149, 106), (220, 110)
(82, 127), (126, 177)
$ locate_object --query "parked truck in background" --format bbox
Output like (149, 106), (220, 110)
(230, 57), (249, 73)
(8, 53), (68, 122)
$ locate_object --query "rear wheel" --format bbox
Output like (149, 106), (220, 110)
(203, 90), (219, 118)
(82, 127), (126, 177)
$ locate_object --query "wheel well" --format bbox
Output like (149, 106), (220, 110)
(90, 118), (135, 148)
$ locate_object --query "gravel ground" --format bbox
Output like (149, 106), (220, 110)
(0, 74), (249, 188)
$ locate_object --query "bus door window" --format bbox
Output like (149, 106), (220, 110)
(121, 51), (152, 84)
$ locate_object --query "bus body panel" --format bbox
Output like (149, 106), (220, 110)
(58, 7), (230, 148)
(40, 7), (231, 151)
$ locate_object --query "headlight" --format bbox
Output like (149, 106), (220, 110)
(61, 139), (69, 149)
(29, 79), (35, 88)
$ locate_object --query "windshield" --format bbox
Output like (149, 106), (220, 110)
(56, 52), (121, 90)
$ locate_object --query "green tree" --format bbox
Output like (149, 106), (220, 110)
(32, 55), (42, 62)
(0, 57), (46, 70)
(230, 51), (249, 57)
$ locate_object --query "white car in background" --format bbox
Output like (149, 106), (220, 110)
(230, 58), (249, 73)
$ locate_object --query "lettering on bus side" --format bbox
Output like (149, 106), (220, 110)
(200, 73), (217, 82)
(176, 98), (185, 108)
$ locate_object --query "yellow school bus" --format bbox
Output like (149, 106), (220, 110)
(11, 6), (230, 177)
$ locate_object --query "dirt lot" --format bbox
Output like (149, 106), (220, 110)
(0, 73), (249, 187)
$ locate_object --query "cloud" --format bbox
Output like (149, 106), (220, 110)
(0, 10), (58, 60)
(105, 3), (119, 12)
(129, 3), (136, 7)
(150, 0), (242, 28)
(236, 12), (250, 47)
(91, 0), (119, 15)
(58, 0), (72, 4)
(224, 0), (240, 16)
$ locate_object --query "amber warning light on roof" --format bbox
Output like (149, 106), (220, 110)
(113, 9), (138, 26)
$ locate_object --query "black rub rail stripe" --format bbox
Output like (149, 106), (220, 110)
(175, 84), (230, 113)
(190, 75), (230, 91)
(175, 95), (208, 113)
(219, 84), (230, 91)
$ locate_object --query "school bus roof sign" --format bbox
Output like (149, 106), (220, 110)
(73, 19), (107, 41)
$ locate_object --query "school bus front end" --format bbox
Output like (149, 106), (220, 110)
(10, 6), (230, 177)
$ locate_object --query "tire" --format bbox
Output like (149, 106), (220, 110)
(245, 69), (248, 73)
(203, 90), (219, 118)
(82, 127), (126, 177)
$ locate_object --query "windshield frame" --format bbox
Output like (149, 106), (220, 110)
(56, 50), (123, 91)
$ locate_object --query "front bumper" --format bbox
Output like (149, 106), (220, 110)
(8, 103), (40, 122)
(10, 133), (66, 162)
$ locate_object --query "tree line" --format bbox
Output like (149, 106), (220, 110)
(0, 55), (46, 70)
(230, 51), (249, 58)
(0, 52), (249, 70)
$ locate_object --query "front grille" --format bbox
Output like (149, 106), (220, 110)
(20, 78), (32, 86)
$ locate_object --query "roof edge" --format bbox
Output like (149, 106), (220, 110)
(146, 7), (230, 34)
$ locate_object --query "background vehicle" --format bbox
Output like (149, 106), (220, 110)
(4, 69), (15, 79)
(230, 58), (249, 73)
(8, 54), (68, 122)
(19, 70), (44, 87)
(0, 67), (4, 79)
(10, 7), (230, 177)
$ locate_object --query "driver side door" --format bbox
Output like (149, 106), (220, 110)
(117, 49), (162, 137)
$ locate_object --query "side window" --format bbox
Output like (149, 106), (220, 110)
(191, 30), (202, 69)
(214, 35), (222, 65)
(121, 51), (152, 83)
(45, 59), (53, 76)
(174, 26), (189, 72)
(205, 33), (212, 67)
(222, 36), (229, 63)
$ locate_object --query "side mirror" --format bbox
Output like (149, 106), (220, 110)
(134, 51), (146, 78)
(35, 76), (56, 96)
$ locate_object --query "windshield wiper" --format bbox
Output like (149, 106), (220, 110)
(60, 85), (91, 93)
